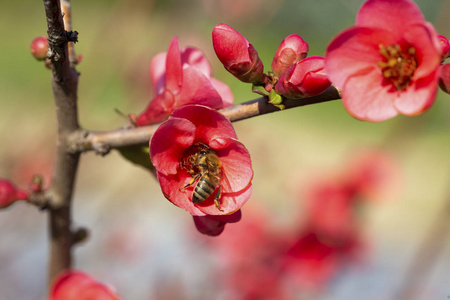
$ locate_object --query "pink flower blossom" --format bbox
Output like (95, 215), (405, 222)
(135, 37), (233, 126)
(150, 105), (253, 216)
(30, 36), (48, 61)
(438, 35), (450, 60)
(212, 24), (266, 84)
(46, 270), (122, 300)
(325, 0), (442, 122)
(0, 179), (28, 209)
(275, 56), (331, 98)
(271, 34), (309, 77)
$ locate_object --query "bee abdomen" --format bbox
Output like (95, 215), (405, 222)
(193, 179), (217, 203)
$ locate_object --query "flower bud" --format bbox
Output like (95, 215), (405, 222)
(212, 24), (265, 84)
(0, 179), (28, 209)
(439, 63), (450, 94)
(275, 56), (331, 98)
(271, 34), (309, 77)
(30, 36), (49, 61)
(438, 35), (450, 60)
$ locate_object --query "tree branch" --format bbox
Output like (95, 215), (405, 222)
(69, 86), (341, 153)
(44, 0), (80, 285)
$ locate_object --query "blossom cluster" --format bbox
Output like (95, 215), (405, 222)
(212, 24), (331, 108)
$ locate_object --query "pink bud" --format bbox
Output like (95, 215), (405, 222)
(271, 34), (309, 77)
(0, 179), (28, 209)
(439, 63), (450, 94)
(30, 36), (49, 61)
(212, 24), (265, 84)
(275, 56), (331, 98)
(438, 35), (450, 60)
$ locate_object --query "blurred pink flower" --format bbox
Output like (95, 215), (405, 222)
(271, 34), (308, 77)
(193, 209), (242, 236)
(135, 37), (233, 126)
(0, 179), (28, 209)
(275, 56), (331, 98)
(212, 24), (266, 84)
(325, 0), (442, 121)
(150, 105), (253, 216)
(47, 270), (122, 300)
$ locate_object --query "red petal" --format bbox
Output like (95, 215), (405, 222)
(394, 70), (439, 116)
(175, 66), (224, 109)
(211, 137), (253, 193)
(210, 77), (234, 107)
(403, 23), (441, 79)
(193, 216), (226, 236)
(165, 37), (182, 94)
(212, 23), (251, 66)
(150, 117), (196, 175)
(325, 27), (395, 90)
(157, 170), (206, 216)
(149, 52), (167, 95)
(356, 0), (425, 39)
(341, 69), (398, 121)
(172, 105), (237, 143)
(196, 184), (252, 216)
(181, 47), (212, 77)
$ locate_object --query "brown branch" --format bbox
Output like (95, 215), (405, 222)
(69, 86), (341, 153)
(44, 0), (80, 286)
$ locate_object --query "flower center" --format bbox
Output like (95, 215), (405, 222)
(378, 44), (417, 91)
(180, 142), (211, 175)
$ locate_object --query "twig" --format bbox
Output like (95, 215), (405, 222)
(44, 0), (80, 285)
(61, 0), (78, 67)
(68, 86), (341, 153)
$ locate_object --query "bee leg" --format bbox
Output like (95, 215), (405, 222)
(214, 186), (223, 212)
(180, 174), (200, 190)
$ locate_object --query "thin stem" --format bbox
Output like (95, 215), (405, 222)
(44, 0), (80, 285)
(61, 0), (77, 68)
(69, 86), (340, 153)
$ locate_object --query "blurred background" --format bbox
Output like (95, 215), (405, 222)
(1, 0), (450, 299)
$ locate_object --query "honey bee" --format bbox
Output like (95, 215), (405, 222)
(180, 143), (223, 211)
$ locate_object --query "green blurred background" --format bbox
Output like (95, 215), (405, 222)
(1, 0), (450, 299)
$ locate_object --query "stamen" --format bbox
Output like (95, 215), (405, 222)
(378, 44), (417, 91)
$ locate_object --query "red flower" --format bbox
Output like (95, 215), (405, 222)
(440, 63), (450, 94)
(0, 179), (28, 209)
(135, 37), (233, 126)
(212, 24), (266, 84)
(150, 105), (253, 216)
(438, 35), (450, 60)
(271, 34), (309, 77)
(46, 270), (122, 300)
(325, 0), (442, 121)
(275, 56), (331, 98)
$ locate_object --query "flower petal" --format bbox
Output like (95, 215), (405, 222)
(403, 23), (441, 79)
(210, 137), (253, 193)
(193, 215), (226, 236)
(356, 0), (425, 38)
(150, 117), (196, 175)
(325, 27), (395, 89)
(181, 47), (212, 77)
(172, 105), (237, 143)
(157, 170), (206, 216)
(196, 183), (252, 216)
(149, 52), (167, 95)
(341, 69), (398, 121)
(210, 77), (234, 107)
(394, 70), (439, 116)
(175, 66), (224, 109)
(165, 37), (182, 94)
